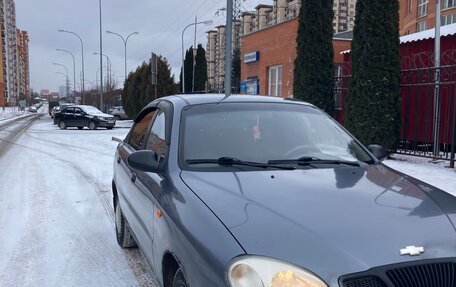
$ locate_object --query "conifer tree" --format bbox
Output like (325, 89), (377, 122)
(345, 0), (401, 150)
(194, 44), (208, 92)
(294, 0), (334, 115)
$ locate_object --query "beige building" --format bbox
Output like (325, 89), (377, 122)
(206, 21), (241, 92)
(17, 29), (29, 99)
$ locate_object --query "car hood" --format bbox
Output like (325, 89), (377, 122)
(180, 164), (456, 285)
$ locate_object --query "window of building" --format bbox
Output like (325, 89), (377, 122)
(268, 65), (282, 97)
(418, 0), (428, 17)
(407, 0), (413, 14)
(442, 13), (456, 25)
(417, 20), (427, 31)
(443, 0), (456, 8)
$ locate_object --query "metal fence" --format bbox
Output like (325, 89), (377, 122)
(333, 63), (456, 167)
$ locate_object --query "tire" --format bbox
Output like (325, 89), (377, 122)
(77, 126), (83, 130)
(59, 120), (67, 130)
(172, 269), (188, 287)
(88, 121), (97, 130)
(115, 200), (137, 248)
(107, 127), (113, 130)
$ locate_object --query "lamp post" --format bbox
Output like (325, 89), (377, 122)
(181, 19), (213, 93)
(57, 29), (85, 104)
(55, 72), (68, 97)
(53, 63), (70, 98)
(93, 52), (111, 91)
(106, 30), (138, 80)
(99, 0), (104, 111)
(56, 48), (76, 97)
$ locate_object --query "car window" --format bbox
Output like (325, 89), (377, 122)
(74, 108), (83, 115)
(146, 110), (167, 156)
(64, 107), (75, 115)
(128, 110), (157, 150)
(181, 103), (373, 166)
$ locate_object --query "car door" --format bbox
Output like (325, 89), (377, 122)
(73, 107), (85, 127)
(63, 107), (75, 126)
(115, 107), (158, 262)
(134, 106), (169, 262)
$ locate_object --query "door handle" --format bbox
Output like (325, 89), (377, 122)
(131, 173), (137, 183)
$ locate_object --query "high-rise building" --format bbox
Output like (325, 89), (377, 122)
(0, 0), (19, 106)
(206, 21), (241, 92)
(400, 0), (456, 35)
(17, 29), (29, 99)
(333, 0), (357, 33)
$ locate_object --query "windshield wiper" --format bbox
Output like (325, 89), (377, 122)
(186, 157), (295, 170)
(268, 156), (360, 167)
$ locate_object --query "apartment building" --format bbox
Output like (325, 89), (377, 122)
(400, 0), (456, 35)
(17, 29), (29, 99)
(206, 21), (241, 92)
(0, 0), (20, 106)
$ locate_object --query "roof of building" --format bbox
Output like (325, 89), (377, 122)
(340, 23), (456, 54)
(255, 4), (273, 10)
(400, 23), (456, 43)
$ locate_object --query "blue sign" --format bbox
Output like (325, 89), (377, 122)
(241, 82), (246, 93)
(244, 51), (260, 63)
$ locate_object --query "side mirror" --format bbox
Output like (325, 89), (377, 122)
(368, 144), (387, 162)
(128, 150), (161, 173)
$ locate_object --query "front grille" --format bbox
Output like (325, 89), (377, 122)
(343, 276), (387, 287)
(340, 259), (456, 287)
(386, 262), (456, 287)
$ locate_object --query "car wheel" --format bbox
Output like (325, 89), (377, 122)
(59, 120), (67, 130)
(88, 121), (97, 130)
(115, 200), (137, 248)
(172, 269), (188, 287)
(107, 127), (113, 130)
(77, 126), (83, 130)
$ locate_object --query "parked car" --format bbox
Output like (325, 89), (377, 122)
(54, 105), (116, 130)
(112, 94), (456, 287)
(108, 106), (129, 120)
(29, 106), (37, 113)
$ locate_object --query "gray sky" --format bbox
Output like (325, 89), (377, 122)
(15, 0), (265, 94)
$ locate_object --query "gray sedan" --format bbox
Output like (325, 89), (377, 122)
(112, 94), (456, 287)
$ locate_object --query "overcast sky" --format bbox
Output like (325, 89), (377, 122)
(15, 0), (265, 94)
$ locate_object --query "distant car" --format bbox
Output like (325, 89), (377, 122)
(51, 106), (60, 119)
(54, 105), (116, 130)
(113, 94), (456, 287)
(29, 106), (37, 113)
(108, 106), (129, 120)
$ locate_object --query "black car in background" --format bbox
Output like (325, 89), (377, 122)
(54, 105), (116, 130)
(112, 94), (456, 287)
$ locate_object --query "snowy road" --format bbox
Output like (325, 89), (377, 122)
(0, 114), (158, 286)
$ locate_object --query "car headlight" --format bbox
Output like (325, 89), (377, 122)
(227, 256), (327, 287)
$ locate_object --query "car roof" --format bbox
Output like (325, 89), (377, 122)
(147, 94), (314, 108)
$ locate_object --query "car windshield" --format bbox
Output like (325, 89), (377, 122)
(180, 102), (373, 168)
(82, 106), (104, 115)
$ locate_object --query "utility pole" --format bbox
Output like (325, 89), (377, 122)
(433, 0), (441, 159)
(224, 0), (233, 97)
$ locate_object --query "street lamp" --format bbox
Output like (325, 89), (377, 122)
(93, 52), (111, 91)
(181, 19), (213, 93)
(53, 63), (69, 97)
(106, 30), (139, 80)
(56, 48), (76, 97)
(57, 29), (85, 103)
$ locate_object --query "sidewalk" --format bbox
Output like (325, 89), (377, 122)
(384, 153), (456, 196)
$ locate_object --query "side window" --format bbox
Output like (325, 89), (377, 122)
(74, 108), (83, 115)
(128, 110), (157, 150)
(65, 107), (75, 115)
(146, 110), (167, 156)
